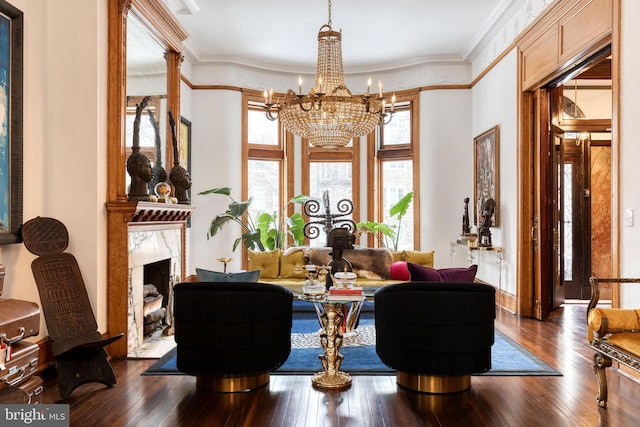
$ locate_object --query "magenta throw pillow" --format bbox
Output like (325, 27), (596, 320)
(389, 261), (410, 280)
(407, 263), (478, 283)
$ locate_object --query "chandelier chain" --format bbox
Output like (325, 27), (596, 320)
(327, 0), (332, 27)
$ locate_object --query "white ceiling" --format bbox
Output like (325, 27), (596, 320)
(165, 0), (516, 74)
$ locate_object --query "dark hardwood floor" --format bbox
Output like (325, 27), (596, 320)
(40, 304), (640, 426)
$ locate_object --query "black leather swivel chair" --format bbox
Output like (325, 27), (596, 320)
(173, 281), (293, 392)
(375, 281), (495, 393)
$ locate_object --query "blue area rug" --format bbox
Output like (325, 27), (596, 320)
(142, 313), (561, 377)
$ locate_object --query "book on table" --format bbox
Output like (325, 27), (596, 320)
(329, 288), (363, 295)
(326, 293), (365, 302)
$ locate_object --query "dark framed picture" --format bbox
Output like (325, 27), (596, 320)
(473, 125), (499, 227)
(179, 116), (191, 173)
(0, 1), (22, 244)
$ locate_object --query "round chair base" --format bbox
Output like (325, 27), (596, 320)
(396, 372), (471, 394)
(196, 373), (270, 392)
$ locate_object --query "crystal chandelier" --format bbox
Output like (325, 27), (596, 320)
(264, 0), (394, 148)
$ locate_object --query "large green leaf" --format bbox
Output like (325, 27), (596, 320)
(389, 192), (413, 219)
(287, 213), (306, 246)
(289, 194), (315, 204)
(229, 198), (253, 218)
(207, 213), (235, 239)
(256, 212), (278, 249)
(357, 221), (395, 239)
(241, 229), (264, 251)
(198, 187), (232, 196)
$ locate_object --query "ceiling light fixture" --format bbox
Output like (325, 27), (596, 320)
(263, 0), (394, 148)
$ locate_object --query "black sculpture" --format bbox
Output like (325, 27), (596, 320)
(462, 197), (471, 235)
(326, 227), (354, 290)
(146, 106), (167, 194)
(478, 198), (496, 247)
(168, 110), (192, 204)
(303, 190), (356, 242)
(127, 96), (154, 201)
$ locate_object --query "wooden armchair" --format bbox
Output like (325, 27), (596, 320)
(21, 216), (123, 400)
(587, 277), (640, 408)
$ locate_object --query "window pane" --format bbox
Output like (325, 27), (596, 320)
(563, 163), (573, 281)
(381, 160), (414, 250)
(247, 160), (280, 221)
(382, 109), (410, 146)
(308, 162), (353, 246)
(248, 109), (278, 145)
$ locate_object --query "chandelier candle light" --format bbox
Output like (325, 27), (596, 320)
(264, 0), (394, 148)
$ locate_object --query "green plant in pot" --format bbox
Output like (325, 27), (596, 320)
(356, 191), (413, 251)
(198, 187), (313, 252)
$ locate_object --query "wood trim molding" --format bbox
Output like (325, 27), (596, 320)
(107, 0), (190, 357)
(130, 0), (188, 52)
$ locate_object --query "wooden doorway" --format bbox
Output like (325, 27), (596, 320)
(525, 50), (613, 318)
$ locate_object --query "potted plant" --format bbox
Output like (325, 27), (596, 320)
(198, 187), (313, 252)
(356, 191), (413, 251)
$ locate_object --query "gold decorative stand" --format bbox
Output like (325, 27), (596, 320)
(312, 302), (352, 389)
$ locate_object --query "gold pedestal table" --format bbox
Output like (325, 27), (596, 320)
(300, 294), (366, 390)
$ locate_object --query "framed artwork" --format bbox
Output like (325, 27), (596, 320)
(0, 1), (22, 244)
(179, 116), (191, 172)
(473, 125), (499, 227)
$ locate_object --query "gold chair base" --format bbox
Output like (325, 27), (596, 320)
(396, 372), (471, 394)
(196, 373), (270, 392)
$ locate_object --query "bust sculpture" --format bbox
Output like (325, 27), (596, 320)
(478, 198), (496, 247)
(168, 110), (192, 204)
(127, 96), (154, 201)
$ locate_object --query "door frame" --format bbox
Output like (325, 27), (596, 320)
(515, 0), (620, 318)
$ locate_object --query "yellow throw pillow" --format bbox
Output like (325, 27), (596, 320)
(402, 250), (435, 267)
(390, 251), (404, 262)
(279, 248), (306, 278)
(248, 249), (281, 278)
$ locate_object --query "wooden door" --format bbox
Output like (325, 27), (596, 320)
(532, 89), (553, 320)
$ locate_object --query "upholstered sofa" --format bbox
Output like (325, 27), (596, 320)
(246, 246), (436, 291)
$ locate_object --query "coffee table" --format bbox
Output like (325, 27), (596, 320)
(298, 293), (369, 389)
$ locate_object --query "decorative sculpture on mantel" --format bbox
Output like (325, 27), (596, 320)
(477, 198), (496, 248)
(303, 190), (356, 242)
(168, 110), (192, 204)
(127, 96), (154, 201)
(146, 106), (167, 195)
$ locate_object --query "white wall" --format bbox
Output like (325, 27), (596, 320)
(0, 0), (108, 338)
(619, 0), (640, 307)
(188, 90), (245, 273)
(419, 89), (472, 268)
(470, 49), (518, 296)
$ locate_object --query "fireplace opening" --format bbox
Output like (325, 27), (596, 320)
(143, 258), (171, 336)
